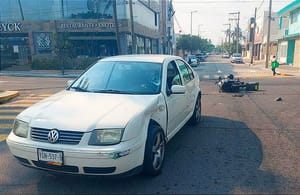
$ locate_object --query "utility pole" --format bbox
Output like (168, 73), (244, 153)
(113, 0), (121, 55)
(229, 12), (240, 53)
(197, 24), (203, 37)
(129, 0), (136, 54)
(17, 0), (24, 21)
(251, 8), (257, 65)
(61, 0), (65, 18)
(237, 11), (240, 54)
(190, 10), (197, 35)
(265, 0), (272, 68)
(0, 11), (2, 72)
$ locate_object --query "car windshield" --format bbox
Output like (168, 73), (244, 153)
(69, 61), (162, 95)
(233, 54), (242, 57)
(188, 55), (197, 59)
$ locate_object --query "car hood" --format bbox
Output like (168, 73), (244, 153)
(18, 90), (160, 132)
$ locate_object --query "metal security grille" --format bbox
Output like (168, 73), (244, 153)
(31, 127), (84, 145)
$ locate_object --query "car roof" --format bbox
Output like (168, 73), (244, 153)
(99, 54), (180, 63)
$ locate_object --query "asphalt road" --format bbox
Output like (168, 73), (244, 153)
(0, 57), (299, 194)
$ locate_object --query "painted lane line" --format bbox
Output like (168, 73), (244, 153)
(0, 124), (13, 129)
(0, 115), (17, 120)
(0, 109), (24, 113)
(0, 134), (8, 142)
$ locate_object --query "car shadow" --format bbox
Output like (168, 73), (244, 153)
(34, 116), (298, 194)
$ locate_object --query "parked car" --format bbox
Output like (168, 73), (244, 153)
(195, 53), (206, 62)
(222, 53), (230, 58)
(186, 54), (198, 67)
(231, 53), (243, 63)
(6, 55), (202, 176)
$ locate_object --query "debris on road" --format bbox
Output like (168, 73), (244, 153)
(275, 97), (282, 101)
(232, 94), (244, 97)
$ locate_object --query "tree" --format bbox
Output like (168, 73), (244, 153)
(53, 32), (73, 74)
(176, 35), (214, 53)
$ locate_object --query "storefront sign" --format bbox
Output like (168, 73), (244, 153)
(33, 32), (52, 54)
(0, 22), (21, 32)
(59, 22), (115, 30)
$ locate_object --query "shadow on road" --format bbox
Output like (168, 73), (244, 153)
(2, 116), (297, 194)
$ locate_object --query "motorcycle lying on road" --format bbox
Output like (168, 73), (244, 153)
(216, 74), (259, 93)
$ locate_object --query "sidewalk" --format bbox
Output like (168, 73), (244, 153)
(0, 69), (82, 78)
(237, 59), (300, 78)
(0, 69), (82, 103)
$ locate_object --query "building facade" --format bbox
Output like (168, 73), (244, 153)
(0, 0), (174, 70)
(252, 11), (281, 61)
(277, 1), (300, 68)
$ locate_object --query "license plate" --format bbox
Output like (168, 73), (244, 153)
(38, 149), (63, 166)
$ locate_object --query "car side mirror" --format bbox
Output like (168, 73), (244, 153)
(67, 80), (74, 87)
(171, 85), (186, 94)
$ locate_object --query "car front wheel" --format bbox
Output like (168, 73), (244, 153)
(189, 95), (202, 125)
(142, 125), (165, 176)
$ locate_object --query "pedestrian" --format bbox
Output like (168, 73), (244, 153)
(271, 55), (279, 76)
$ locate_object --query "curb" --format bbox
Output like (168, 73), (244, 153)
(0, 91), (19, 103)
(0, 72), (79, 78)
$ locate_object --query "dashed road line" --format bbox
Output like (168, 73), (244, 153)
(0, 115), (17, 120)
(0, 93), (51, 143)
(0, 109), (24, 114)
(2, 103), (36, 107)
(0, 134), (7, 142)
(0, 124), (13, 129)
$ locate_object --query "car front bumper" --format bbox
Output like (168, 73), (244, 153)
(6, 132), (145, 176)
(232, 59), (243, 63)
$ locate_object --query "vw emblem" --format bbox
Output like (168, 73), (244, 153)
(48, 129), (59, 143)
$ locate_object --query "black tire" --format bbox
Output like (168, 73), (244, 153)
(189, 95), (202, 125)
(142, 125), (165, 176)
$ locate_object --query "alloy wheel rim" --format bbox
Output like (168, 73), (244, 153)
(152, 132), (165, 170)
(195, 99), (201, 122)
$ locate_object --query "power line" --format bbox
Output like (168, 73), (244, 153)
(257, 0), (265, 11)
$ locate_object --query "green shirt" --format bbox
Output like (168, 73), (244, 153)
(271, 61), (279, 69)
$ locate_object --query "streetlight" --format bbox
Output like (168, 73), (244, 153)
(190, 10), (197, 35)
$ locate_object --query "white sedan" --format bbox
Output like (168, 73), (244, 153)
(7, 55), (202, 176)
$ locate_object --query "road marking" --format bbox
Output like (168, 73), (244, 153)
(0, 134), (8, 142)
(3, 103), (34, 107)
(0, 115), (16, 120)
(0, 124), (13, 129)
(38, 94), (52, 97)
(0, 109), (24, 113)
(0, 94), (52, 142)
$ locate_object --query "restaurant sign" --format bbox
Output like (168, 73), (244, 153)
(0, 22), (22, 32)
(57, 20), (118, 32)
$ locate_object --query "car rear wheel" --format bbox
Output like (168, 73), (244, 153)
(142, 125), (165, 176)
(189, 95), (202, 125)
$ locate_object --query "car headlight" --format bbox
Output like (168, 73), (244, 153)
(88, 129), (123, 145)
(12, 120), (29, 138)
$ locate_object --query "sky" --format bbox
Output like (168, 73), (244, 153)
(172, 0), (294, 45)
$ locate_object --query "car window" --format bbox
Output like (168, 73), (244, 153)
(186, 64), (195, 80)
(166, 61), (182, 92)
(70, 61), (162, 94)
(176, 59), (192, 84)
